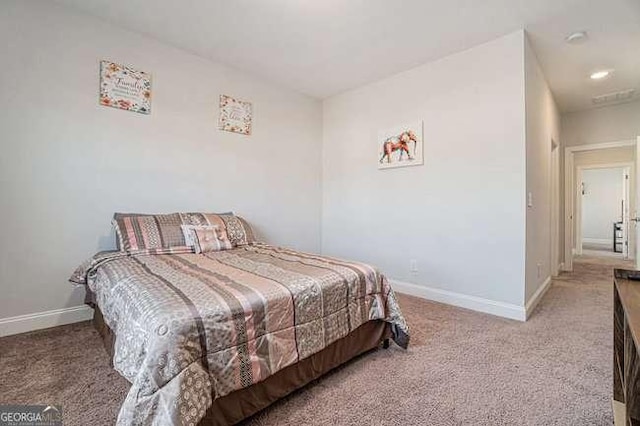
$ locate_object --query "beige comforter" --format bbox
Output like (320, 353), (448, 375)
(71, 243), (409, 426)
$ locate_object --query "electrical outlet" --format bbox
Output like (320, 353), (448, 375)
(410, 259), (418, 273)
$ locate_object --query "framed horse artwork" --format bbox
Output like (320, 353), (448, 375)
(377, 121), (424, 169)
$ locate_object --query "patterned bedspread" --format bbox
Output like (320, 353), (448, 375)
(71, 244), (409, 426)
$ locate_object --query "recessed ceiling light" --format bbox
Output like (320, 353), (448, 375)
(590, 70), (612, 80)
(566, 31), (588, 44)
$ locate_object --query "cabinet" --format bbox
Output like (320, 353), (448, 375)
(614, 269), (640, 425)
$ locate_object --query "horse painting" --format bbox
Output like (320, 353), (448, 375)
(379, 129), (418, 164)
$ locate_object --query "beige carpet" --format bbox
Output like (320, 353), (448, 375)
(0, 256), (632, 425)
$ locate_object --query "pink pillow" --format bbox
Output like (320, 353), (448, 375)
(191, 226), (233, 253)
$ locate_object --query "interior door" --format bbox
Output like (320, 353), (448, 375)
(636, 137), (640, 269)
(622, 168), (630, 259)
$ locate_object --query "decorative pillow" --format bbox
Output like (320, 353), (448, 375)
(180, 225), (200, 247)
(180, 214), (255, 247)
(113, 212), (253, 252)
(219, 215), (255, 246)
(191, 226), (233, 254)
(180, 224), (229, 247)
(113, 213), (188, 252)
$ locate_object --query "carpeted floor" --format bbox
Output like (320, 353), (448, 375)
(0, 255), (632, 425)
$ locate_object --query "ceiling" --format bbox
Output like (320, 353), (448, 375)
(56, 0), (640, 112)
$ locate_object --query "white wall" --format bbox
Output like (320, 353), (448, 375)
(562, 101), (640, 147)
(0, 1), (323, 324)
(322, 31), (527, 309)
(524, 35), (561, 303)
(581, 168), (624, 242)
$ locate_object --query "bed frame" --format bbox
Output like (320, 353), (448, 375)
(93, 307), (391, 425)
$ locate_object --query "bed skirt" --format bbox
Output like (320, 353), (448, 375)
(92, 306), (391, 425)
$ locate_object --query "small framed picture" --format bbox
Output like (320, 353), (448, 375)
(378, 121), (424, 169)
(99, 60), (151, 114)
(219, 94), (252, 135)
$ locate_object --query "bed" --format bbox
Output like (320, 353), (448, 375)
(70, 212), (409, 426)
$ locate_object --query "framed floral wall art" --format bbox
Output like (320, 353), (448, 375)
(99, 60), (151, 114)
(219, 95), (252, 135)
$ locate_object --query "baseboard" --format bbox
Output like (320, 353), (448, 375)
(390, 279), (526, 321)
(582, 238), (611, 245)
(525, 276), (552, 319)
(560, 262), (573, 272)
(613, 399), (626, 426)
(0, 305), (94, 337)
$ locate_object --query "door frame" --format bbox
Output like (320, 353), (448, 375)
(574, 163), (631, 256)
(551, 139), (560, 276)
(636, 136), (640, 269)
(563, 139), (636, 271)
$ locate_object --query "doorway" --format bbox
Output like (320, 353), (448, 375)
(563, 140), (637, 271)
(576, 166), (629, 258)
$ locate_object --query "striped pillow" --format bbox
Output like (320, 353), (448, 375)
(222, 215), (255, 247)
(113, 212), (255, 252)
(113, 213), (186, 251)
